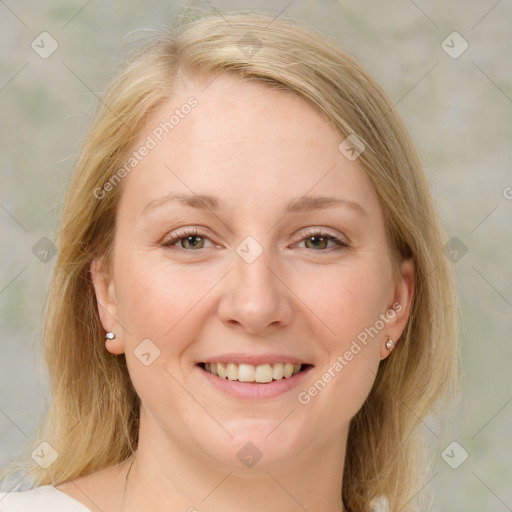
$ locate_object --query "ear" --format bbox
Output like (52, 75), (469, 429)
(380, 257), (415, 360)
(90, 257), (125, 355)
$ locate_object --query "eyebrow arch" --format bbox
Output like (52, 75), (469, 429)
(142, 193), (368, 217)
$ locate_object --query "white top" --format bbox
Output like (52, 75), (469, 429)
(0, 485), (91, 511)
(0, 485), (389, 512)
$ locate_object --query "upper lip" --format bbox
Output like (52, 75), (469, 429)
(198, 353), (313, 366)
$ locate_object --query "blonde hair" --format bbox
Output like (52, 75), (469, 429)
(1, 10), (460, 511)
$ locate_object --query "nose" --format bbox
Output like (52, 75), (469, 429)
(217, 245), (294, 335)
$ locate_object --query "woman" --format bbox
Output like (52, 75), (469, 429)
(0, 10), (460, 512)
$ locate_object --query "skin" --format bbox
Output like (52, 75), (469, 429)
(56, 72), (414, 512)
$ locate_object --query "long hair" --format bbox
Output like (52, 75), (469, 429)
(1, 10), (460, 511)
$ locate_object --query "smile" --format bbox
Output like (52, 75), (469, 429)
(202, 362), (304, 383)
(196, 358), (314, 399)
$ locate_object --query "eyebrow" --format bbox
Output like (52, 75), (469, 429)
(141, 193), (368, 217)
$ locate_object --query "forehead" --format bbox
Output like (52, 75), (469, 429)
(117, 73), (381, 220)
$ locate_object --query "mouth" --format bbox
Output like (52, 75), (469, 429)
(197, 362), (314, 384)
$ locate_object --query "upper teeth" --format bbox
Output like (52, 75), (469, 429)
(204, 362), (302, 383)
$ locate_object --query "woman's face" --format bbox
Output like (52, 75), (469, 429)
(92, 73), (414, 471)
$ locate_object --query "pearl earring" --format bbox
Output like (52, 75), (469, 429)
(385, 337), (393, 350)
(105, 331), (116, 340)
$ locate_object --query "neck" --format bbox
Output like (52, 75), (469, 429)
(121, 419), (348, 512)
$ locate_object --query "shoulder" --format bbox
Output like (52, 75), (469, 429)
(0, 485), (92, 512)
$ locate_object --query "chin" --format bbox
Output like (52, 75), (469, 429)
(196, 418), (307, 470)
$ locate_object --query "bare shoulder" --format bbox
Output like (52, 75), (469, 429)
(55, 463), (127, 512)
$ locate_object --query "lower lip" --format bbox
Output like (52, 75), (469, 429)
(197, 364), (314, 400)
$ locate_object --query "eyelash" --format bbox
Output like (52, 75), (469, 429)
(161, 227), (350, 253)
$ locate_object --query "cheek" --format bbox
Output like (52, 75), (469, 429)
(298, 259), (390, 416)
(312, 258), (392, 345)
(118, 261), (204, 332)
(114, 256), (215, 406)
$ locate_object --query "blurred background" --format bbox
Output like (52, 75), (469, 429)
(0, 1), (511, 510)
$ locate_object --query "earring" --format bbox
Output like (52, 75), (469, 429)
(105, 331), (116, 340)
(385, 337), (394, 350)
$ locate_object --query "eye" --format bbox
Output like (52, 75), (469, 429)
(161, 227), (350, 253)
(162, 228), (215, 251)
(295, 228), (350, 251)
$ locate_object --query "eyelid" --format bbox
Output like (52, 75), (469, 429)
(161, 227), (217, 248)
(297, 227), (350, 246)
(161, 225), (350, 252)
